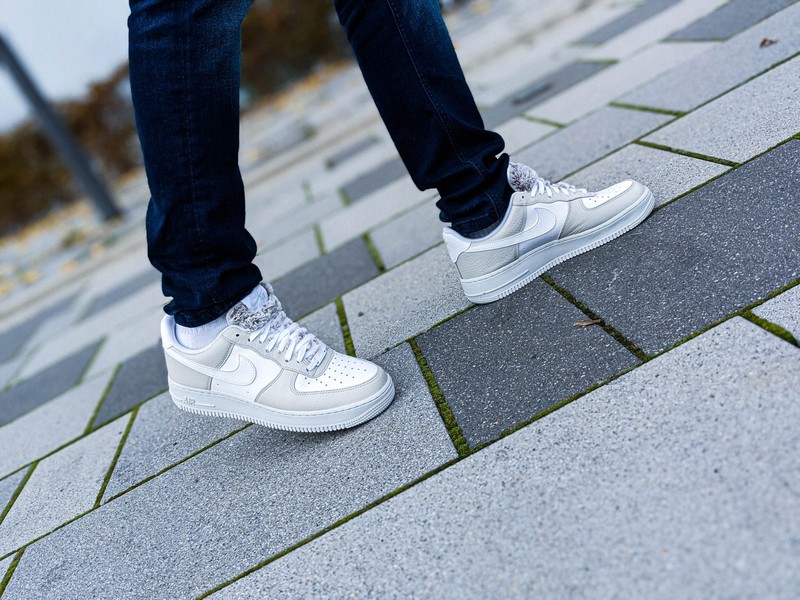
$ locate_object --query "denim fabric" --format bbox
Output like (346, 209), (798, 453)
(129, 0), (510, 326)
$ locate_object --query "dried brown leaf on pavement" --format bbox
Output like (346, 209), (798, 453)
(574, 318), (603, 327)
(760, 38), (778, 48)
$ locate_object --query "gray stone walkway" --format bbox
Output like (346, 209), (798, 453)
(1, 0), (798, 597)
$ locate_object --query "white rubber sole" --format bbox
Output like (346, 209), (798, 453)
(461, 189), (655, 304)
(169, 377), (395, 433)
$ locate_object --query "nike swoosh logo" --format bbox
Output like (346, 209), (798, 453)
(167, 350), (258, 386)
(473, 206), (558, 251)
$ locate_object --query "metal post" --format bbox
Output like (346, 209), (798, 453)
(0, 33), (121, 221)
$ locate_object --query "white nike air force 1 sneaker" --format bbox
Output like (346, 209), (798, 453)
(162, 284), (395, 432)
(443, 162), (654, 303)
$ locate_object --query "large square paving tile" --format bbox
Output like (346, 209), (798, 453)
(344, 245), (472, 358)
(549, 140), (800, 355)
(569, 143), (730, 206)
(0, 416), (127, 557)
(211, 319), (800, 600)
(91, 345), (168, 430)
(2, 344), (457, 599)
(271, 237), (380, 320)
(644, 56), (800, 163)
(668, 0), (798, 41)
(753, 285), (800, 340)
(0, 373), (111, 478)
(515, 106), (672, 181)
(0, 342), (100, 428)
(529, 42), (713, 124)
(102, 393), (245, 501)
(624, 3), (800, 112)
(417, 279), (639, 447)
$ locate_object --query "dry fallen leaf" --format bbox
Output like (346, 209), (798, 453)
(760, 38), (778, 48)
(574, 318), (603, 327)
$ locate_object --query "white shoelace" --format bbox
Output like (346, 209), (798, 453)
(508, 161), (586, 198)
(246, 299), (327, 371)
(530, 177), (586, 198)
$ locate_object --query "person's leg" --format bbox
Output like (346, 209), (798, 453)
(333, 0), (511, 236)
(128, 0), (261, 328)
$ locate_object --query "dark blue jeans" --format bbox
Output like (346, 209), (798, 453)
(129, 0), (510, 326)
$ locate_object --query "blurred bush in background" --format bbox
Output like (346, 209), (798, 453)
(0, 0), (348, 235)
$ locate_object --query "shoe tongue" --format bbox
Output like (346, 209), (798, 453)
(507, 162), (540, 193)
(226, 284), (279, 331)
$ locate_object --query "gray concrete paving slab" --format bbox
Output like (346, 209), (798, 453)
(577, 0), (682, 45)
(341, 158), (407, 204)
(753, 285), (800, 340)
(344, 245), (471, 358)
(91, 345), (168, 430)
(417, 279), (639, 446)
(2, 345), (457, 600)
(482, 61), (611, 127)
(622, 3), (800, 112)
(369, 201), (441, 270)
(0, 342), (100, 428)
(569, 143), (730, 206)
(0, 416), (127, 557)
(0, 470), (25, 516)
(83, 310), (163, 381)
(299, 303), (347, 355)
(325, 136), (378, 169)
(0, 373), (111, 478)
(254, 228), (320, 283)
(529, 42), (714, 125)
(80, 269), (160, 321)
(271, 237), (380, 320)
(210, 318), (800, 600)
(515, 106), (672, 181)
(644, 57), (800, 163)
(668, 0), (798, 40)
(102, 393), (245, 502)
(549, 140), (800, 355)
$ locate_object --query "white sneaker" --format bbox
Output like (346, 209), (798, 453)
(161, 284), (395, 432)
(443, 162), (654, 303)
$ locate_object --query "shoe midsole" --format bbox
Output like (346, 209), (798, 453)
(169, 377), (395, 427)
(461, 189), (654, 301)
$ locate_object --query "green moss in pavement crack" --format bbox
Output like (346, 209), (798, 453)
(94, 407), (139, 508)
(540, 275), (650, 362)
(83, 363), (121, 435)
(0, 463), (37, 527)
(337, 188), (351, 207)
(313, 223), (326, 255)
(633, 140), (739, 167)
(409, 339), (470, 457)
(334, 298), (357, 357)
(742, 311), (798, 346)
(520, 114), (566, 128)
(0, 548), (24, 598)
(301, 180), (313, 204)
(608, 102), (686, 118)
(362, 233), (386, 272)
(77, 339), (106, 385)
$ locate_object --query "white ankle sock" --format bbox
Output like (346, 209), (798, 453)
(174, 285), (269, 350)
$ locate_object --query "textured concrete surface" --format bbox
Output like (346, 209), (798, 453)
(550, 140), (800, 355)
(644, 57), (800, 162)
(569, 143), (730, 206)
(102, 393), (245, 501)
(212, 319), (800, 600)
(576, 0), (682, 45)
(299, 303), (347, 355)
(418, 280), (639, 446)
(493, 117), (556, 154)
(369, 201), (442, 270)
(3, 345), (457, 599)
(254, 228), (320, 283)
(668, 0), (798, 41)
(341, 158), (407, 203)
(623, 4), (800, 112)
(0, 342), (100, 428)
(753, 285), (800, 340)
(515, 106), (672, 181)
(0, 374), (110, 478)
(271, 237), (380, 319)
(80, 269), (160, 321)
(83, 311), (162, 380)
(0, 470), (25, 516)
(0, 416), (127, 557)
(344, 246), (472, 358)
(92, 345), (168, 430)
(529, 42), (713, 124)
